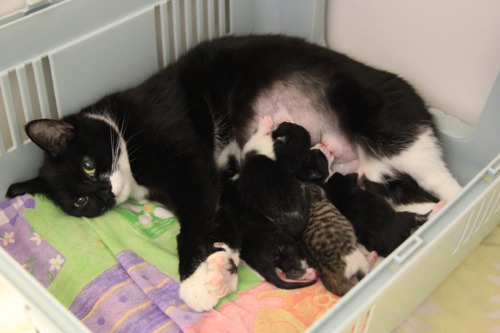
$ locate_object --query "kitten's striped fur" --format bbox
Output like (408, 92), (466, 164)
(302, 184), (371, 295)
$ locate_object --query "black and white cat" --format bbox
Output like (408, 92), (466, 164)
(7, 35), (461, 311)
(216, 117), (317, 289)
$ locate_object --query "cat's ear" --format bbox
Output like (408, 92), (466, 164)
(26, 119), (74, 157)
(6, 177), (48, 197)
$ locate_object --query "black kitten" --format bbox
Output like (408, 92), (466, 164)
(218, 117), (316, 289)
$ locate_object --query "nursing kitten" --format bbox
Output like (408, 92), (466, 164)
(216, 117), (316, 289)
(237, 117), (311, 236)
(7, 35), (461, 311)
(324, 172), (432, 257)
(302, 183), (373, 296)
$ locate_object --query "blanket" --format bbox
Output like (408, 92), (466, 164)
(0, 195), (339, 333)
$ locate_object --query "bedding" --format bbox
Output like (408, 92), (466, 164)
(0, 194), (339, 333)
(1, 194), (498, 332)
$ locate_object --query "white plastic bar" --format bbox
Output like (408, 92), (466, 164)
(218, 0), (225, 36)
(15, 66), (35, 124)
(158, 2), (171, 66)
(0, 88), (7, 155)
(183, 0), (193, 50)
(206, 0), (215, 39)
(195, 0), (204, 42)
(0, 74), (22, 150)
(171, 0), (182, 60)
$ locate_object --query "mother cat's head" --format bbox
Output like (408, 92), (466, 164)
(7, 113), (133, 217)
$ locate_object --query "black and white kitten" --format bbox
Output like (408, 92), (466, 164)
(7, 35), (461, 311)
(324, 172), (436, 257)
(219, 116), (316, 288)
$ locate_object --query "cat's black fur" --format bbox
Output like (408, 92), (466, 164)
(323, 173), (429, 257)
(6, 35), (456, 295)
(217, 121), (316, 289)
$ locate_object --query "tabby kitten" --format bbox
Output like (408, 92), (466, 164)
(302, 183), (374, 295)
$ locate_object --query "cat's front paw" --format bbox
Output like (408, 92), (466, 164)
(179, 243), (239, 312)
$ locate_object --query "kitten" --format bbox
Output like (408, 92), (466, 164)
(302, 183), (374, 296)
(217, 117), (316, 289)
(323, 172), (433, 257)
(7, 35), (461, 311)
(237, 117), (311, 236)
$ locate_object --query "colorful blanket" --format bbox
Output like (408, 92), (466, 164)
(0, 195), (339, 333)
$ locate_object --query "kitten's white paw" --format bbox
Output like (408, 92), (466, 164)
(179, 243), (239, 312)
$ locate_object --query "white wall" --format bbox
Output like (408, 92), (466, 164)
(0, 0), (25, 18)
(326, 0), (500, 125)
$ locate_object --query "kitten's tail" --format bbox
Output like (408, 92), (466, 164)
(250, 263), (317, 289)
(263, 269), (317, 289)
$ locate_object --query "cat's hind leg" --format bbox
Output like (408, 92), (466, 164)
(359, 129), (462, 202)
(179, 243), (239, 312)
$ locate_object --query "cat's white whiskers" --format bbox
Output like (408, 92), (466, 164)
(85, 113), (148, 203)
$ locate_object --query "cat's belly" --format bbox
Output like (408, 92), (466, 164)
(250, 79), (359, 174)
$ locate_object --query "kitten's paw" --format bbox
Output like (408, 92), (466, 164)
(429, 200), (446, 218)
(356, 167), (365, 183)
(258, 116), (274, 134)
(365, 251), (378, 266)
(179, 243), (239, 312)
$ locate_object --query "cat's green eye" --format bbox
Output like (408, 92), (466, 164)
(74, 196), (89, 208)
(82, 157), (96, 175)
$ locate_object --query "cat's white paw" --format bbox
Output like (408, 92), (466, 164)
(179, 243), (239, 312)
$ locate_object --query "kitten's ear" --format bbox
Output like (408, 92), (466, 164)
(345, 173), (359, 185)
(6, 177), (48, 197)
(275, 135), (289, 145)
(26, 119), (74, 157)
(308, 168), (323, 181)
